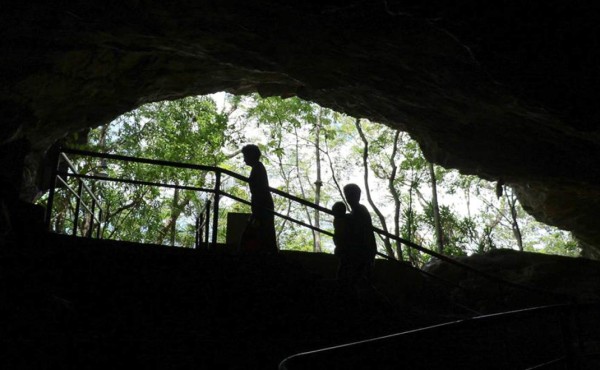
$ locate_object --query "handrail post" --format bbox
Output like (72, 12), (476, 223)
(205, 200), (211, 250)
(211, 172), (221, 249)
(195, 216), (199, 248)
(44, 148), (61, 230)
(87, 199), (96, 237)
(195, 215), (201, 249)
(73, 180), (84, 236)
(96, 208), (102, 238)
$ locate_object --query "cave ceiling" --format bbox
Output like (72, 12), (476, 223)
(2, 1), (600, 251)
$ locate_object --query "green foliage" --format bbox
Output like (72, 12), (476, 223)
(45, 92), (580, 260)
(50, 96), (230, 246)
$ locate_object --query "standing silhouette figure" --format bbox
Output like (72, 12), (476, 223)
(342, 183), (377, 286)
(240, 144), (278, 253)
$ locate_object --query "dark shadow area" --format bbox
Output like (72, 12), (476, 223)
(2, 234), (456, 369)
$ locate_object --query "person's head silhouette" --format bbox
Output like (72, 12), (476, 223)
(332, 201), (346, 217)
(343, 183), (361, 209)
(241, 144), (261, 166)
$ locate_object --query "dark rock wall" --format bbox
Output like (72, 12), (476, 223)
(425, 248), (600, 310)
(2, 1), (600, 250)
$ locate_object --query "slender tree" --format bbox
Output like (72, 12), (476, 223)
(387, 130), (403, 260)
(313, 108), (323, 252)
(354, 118), (394, 257)
(429, 162), (445, 254)
(505, 186), (524, 251)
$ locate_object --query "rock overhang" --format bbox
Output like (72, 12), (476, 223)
(2, 0), (600, 253)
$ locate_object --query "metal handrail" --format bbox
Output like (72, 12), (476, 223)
(49, 149), (218, 245)
(60, 153), (102, 206)
(220, 190), (334, 238)
(49, 147), (576, 303)
(62, 147), (334, 214)
(279, 303), (600, 370)
(58, 147), (335, 243)
(62, 172), (215, 194)
(195, 199), (211, 249)
(52, 154), (103, 237)
(55, 176), (99, 220)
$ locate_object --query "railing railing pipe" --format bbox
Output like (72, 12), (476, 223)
(194, 200), (210, 250)
(73, 181), (84, 236)
(61, 148), (343, 234)
(195, 216), (200, 249)
(62, 147), (225, 175)
(205, 200), (211, 250)
(56, 175), (99, 222)
(60, 153), (102, 207)
(51, 148), (576, 304)
(269, 187), (333, 216)
(526, 358), (566, 369)
(88, 198), (96, 238)
(279, 303), (589, 370)
(62, 148), (333, 215)
(62, 172), (214, 195)
(211, 172), (221, 249)
(220, 191), (334, 237)
(97, 208), (102, 238)
(44, 149), (60, 229)
(372, 225), (572, 301)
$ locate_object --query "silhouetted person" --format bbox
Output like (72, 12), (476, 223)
(342, 183), (377, 286)
(332, 201), (357, 287)
(332, 201), (350, 258)
(240, 144), (278, 253)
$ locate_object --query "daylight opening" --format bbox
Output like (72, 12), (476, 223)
(39, 93), (579, 263)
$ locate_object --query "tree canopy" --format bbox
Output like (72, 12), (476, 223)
(42, 93), (580, 261)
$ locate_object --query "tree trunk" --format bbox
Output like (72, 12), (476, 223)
(170, 187), (179, 246)
(406, 177), (417, 265)
(155, 190), (191, 246)
(354, 118), (394, 258)
(324, 139), (348, 209)
(429, 162), (444, 254)
(507, 188), (524, 251)
(313, 109), (323, 252)
(478, 212), (502, 253)
(81, 212), (92, 237)
(54, 209), (65, 234)
(293, 127), (316, 251)
(275, 139), (293, 240)
(388, 130), (403, 260)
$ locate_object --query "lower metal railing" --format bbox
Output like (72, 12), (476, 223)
(279, 303), (600, 370)
(47, 152), (103, 238)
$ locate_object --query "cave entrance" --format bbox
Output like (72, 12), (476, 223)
(39, 93), (578, 262)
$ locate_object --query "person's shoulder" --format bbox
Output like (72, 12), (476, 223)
(355, 204), (373, 223)
(356, 204), (370, 215)
(334, 215), (347, 225)
(256, 162), (268, 173)
(250, 162), (267, 175)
